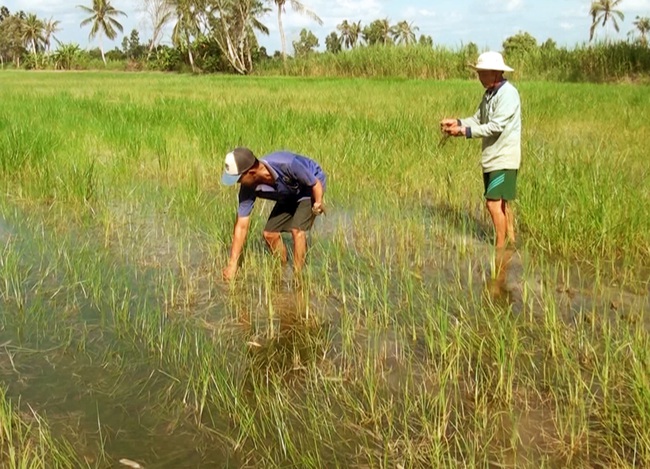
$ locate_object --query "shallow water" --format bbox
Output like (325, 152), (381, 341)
(0, 207), (648, 467)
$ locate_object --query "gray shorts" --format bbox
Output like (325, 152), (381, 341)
(264, 199), (315, 233)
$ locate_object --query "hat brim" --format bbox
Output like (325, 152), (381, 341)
(469, 63), (514, 72)
(221, 172), (241, 186)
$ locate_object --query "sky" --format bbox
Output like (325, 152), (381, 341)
(7, 0), (650, 53)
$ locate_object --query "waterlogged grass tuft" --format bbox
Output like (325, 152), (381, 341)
(0, 71), (647, 467)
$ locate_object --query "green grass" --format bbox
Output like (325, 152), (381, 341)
(0, 386), (88, 468)
(0, 70), (648, 467)
(256, 42), (650, 83)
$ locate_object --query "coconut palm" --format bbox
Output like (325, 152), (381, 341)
(337, 20), (362, 49)
(362, 18), (393, 46)
(629, 15), (650, 46)
(270, 0), (322, 60)
(242, 1), (271, 69)
(391, 20), (418, 45)
(0, 5), (10, 22)
(168, 0), (200, 72)
(43, 17), (61, 54)
(22, 13), (44, 54)
(78, 0), (127, 64)
(589, 0), (624, 42)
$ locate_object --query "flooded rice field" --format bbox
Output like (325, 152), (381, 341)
(0, 203), (648, 468)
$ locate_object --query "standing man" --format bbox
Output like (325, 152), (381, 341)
(221, 147), (326, 280)
(440, 51), (521, 249)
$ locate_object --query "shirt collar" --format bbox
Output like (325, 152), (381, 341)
(486, 79), (507, 97)
(260, 160), (278, 184)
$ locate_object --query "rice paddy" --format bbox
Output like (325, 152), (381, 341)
(0, 70), (648, 468)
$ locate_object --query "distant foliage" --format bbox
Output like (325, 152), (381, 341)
(629, 15), (650, 47)
(257, 40), (650, 83)
(1, 5), (650, 82)
(52, 43), (83, 70)
(503, 31), (538, 56)
(325, 32), (341, 54)
(363, 19), (393, 46)
(418, 35), (433, 47)
(292, 28), (319, 58)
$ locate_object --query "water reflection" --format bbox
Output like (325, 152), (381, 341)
(486, 247), (516, 306)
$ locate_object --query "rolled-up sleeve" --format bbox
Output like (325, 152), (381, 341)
(237, 186), (256, 217)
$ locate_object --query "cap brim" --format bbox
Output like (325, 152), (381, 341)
(221, 172), (241, 186)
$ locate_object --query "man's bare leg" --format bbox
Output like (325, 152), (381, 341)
(505, 201), (515, 246)
(291, 229), (307, 272)
(263, 231), (287, 264)
(486, 199), (508, 249)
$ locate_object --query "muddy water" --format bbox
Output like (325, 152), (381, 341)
(0, 341), (236, 467)
(415, 200), (650, 326)
(0, 205), (648, 467)
(0, 214), (242, 467)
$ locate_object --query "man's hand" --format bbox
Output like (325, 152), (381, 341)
(445, 125), (466, 137)
(312, 201), (325, 215)
(440, 118), (457, 131)
(440, 119), (466, 137)
(222, 263), (238, 281)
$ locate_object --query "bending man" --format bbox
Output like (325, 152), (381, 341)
(221, 147), (326, 280)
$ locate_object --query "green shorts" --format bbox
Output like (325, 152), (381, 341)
(483, 170), (518, 201)
(264, 199), (315, 233)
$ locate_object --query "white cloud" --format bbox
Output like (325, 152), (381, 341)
(483, 0), (524, 13)
(504, 0), (523, 12)
(624, 0), (650, 10)
(402, 7), (437, 19)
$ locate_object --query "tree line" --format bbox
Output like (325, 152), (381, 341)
(0, 0), (649, 74)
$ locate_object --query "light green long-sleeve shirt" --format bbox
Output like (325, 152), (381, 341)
(460, 81), (521, 172)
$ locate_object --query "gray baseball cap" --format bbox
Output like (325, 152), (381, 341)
(221, 147), (257, 185)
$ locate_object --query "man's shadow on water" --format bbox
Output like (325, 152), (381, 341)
(422, 201), (493, 244)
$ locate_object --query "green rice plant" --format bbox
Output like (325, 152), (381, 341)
(0, 124), (58, 176)
(0, 387), (89, 468)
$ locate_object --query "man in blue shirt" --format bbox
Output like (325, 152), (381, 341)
(221, 147), (326, 280)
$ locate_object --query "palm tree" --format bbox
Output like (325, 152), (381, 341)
(362, 18), (393, 46)
(78, 0), (127, 64)
(391, 20), (418, 46)
(0, 6), (10, 22)
(168, 0), (199, 72)
(43, 17), (61, 54)
(375, 18), (392, 45)
(270, 0), (322, 60)
(22, 13), (45, 54)
(349, 21), (362, 48)
(589, 0), (624, 42)
(336, 20), (351, 49)
(337, 20), (362, 49)
(243, 1), (270, 69)
(629, 16), (650, 46)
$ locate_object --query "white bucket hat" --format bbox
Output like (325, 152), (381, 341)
(470, 51), (514, 72)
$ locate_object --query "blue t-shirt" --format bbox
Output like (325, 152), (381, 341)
(237, 151), (326, 217)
